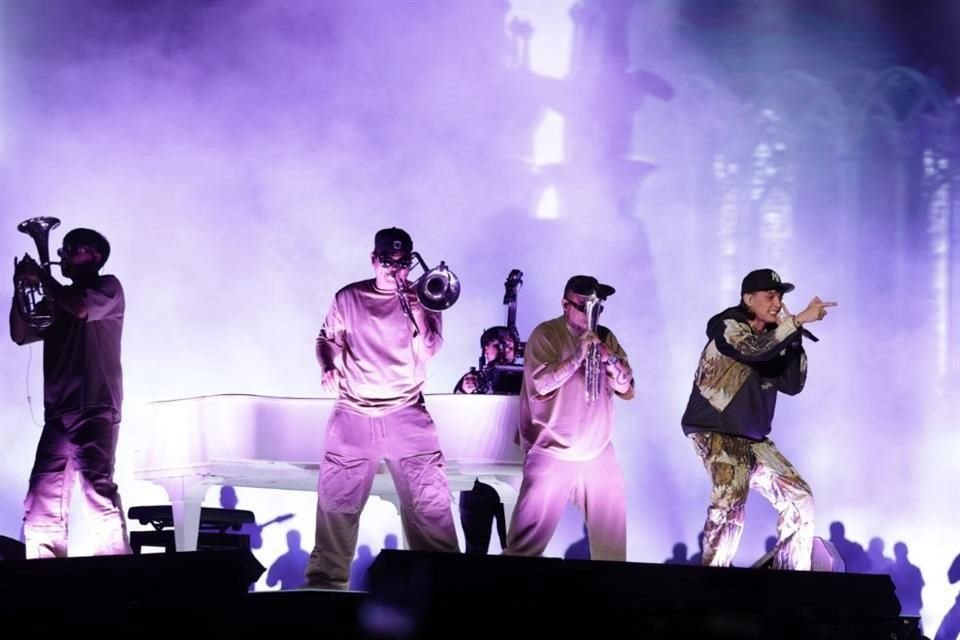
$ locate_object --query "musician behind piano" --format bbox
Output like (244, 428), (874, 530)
(452, 325), (522, 555)
(453, 325), (523, 395)
(304, 227), (460, 590)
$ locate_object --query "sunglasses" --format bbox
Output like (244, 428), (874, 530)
(57, 245), (96, 257)
(377, 255), (413, 269)
(564, 298), (603, 315)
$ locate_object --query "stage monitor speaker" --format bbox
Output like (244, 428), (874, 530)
(0, 535), (25, 561)
(0, 550), (264, 620)
(366, 550), (906, 639)
(751, 536), (846, 572)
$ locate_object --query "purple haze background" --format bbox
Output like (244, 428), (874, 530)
(0, 0), (956, 629)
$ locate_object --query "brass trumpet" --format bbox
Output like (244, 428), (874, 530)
(395, 251), (461, 337)
(584, 296), (603, 403)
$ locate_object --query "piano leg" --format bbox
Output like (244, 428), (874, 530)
(152, 478), (208, 551)
(501, 497), (515, 537)
(451, 497), (466, 552)
(171, 495), (203, 552)
(378, 494), (407, 550)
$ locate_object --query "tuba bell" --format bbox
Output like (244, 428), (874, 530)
(14, 216), (61, 330)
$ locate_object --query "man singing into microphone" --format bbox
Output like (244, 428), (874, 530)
(681, 268), (836, 570)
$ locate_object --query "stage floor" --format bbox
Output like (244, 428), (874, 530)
(0, 549), (925, 638)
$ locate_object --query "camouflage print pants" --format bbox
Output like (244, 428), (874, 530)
(690, 432), (815, 570)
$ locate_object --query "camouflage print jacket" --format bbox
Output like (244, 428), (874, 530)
(681, 305), (806, 442)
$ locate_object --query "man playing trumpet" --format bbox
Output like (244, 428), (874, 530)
(503, 275), (634, 560)
(305, 227), (459, 589)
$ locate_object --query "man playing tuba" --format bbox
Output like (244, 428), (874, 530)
(10, 225), (131, 558)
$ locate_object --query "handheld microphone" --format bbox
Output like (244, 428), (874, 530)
(778, 309), (819, 343)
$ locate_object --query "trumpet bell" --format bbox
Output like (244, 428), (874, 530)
(416, 261), (460, 311)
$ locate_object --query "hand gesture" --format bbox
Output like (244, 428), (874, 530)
(14, 254), (43, 287)
(402, 287), (430, 324)
(576, 331), (600, 363)
(597, 342), (613, 363)
(791, 297), (838, 326)
(321, 368), (339, 392)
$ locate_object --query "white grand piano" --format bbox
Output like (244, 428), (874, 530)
(132, 393), (523, 551)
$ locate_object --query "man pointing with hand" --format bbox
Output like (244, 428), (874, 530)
(681, 268), (837, 570)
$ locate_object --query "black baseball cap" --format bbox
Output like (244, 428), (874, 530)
(741, 268), (795, 295)
(564, 275), (615, 300)
(374, 227), (413, 256)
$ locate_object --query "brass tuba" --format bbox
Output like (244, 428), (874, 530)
(14, 216), (61, 330)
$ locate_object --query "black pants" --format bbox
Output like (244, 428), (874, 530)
(458, 480), (506, 555)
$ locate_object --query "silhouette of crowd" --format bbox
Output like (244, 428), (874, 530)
(665, 520), (939, 626)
